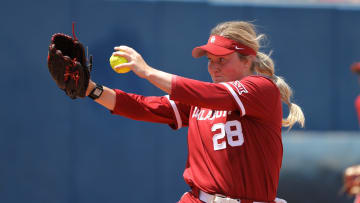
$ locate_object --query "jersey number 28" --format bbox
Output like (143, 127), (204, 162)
(211, 120), (244, 151)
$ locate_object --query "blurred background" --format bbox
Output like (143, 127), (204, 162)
(1, 0), (360, 202)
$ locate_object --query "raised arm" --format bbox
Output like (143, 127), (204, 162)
(84, 45), (173, 111)
(112, 46), (239, 111)
(113, 46), (174, 94)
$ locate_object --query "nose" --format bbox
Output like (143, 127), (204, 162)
(208, 61), (220, 72)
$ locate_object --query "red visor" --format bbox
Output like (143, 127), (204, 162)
(192, 35), (257, 58)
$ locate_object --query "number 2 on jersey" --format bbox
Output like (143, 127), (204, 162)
(211, 120), (244, 151)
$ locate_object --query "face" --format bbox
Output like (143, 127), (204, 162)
(207, 52), (253, 83)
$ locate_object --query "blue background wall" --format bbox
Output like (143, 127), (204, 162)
(1, 1), (360, 203)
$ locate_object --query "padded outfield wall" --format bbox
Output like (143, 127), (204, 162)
(0, 1), (360, 203)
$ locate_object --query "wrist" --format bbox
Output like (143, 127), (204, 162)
(144, 66), (156, 79)
(86, 81), (96, 96)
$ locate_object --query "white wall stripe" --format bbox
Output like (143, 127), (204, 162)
(220, 83), (246, 116)
(165, 95), (182, 129)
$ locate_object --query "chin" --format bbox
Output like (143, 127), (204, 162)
(211, 76), (219, 83)
(212, 78), (225, 83)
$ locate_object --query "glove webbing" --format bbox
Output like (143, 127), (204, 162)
(63, 22), (80, 87)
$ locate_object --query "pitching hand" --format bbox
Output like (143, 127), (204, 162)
(113, 46), (152, 79)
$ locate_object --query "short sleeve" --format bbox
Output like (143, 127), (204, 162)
(220, 76), (280, 119)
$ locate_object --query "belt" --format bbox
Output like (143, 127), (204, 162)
(199, 190), (267, 203)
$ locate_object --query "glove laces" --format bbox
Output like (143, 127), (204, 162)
(63, 22), (80, 87)
(72, 22), (78, 41)
(64, 58), (80, 87)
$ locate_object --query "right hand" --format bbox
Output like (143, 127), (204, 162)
(112, 46), (153, 79)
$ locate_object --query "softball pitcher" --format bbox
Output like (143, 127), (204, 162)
(54, 21), (305, 203)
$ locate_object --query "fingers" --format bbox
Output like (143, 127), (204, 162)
(112, 51), (131, 62)
(114, 45), (134, 54)
(112, 45), (148, 78)
(113, 45), (137, 62)
(112, 49), (133, 70)
(114, 62), (132, 71)
(112, 51), (133, 69)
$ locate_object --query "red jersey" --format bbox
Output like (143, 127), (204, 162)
(112, 75), (282, 202)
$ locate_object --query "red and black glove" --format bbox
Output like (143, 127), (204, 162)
(47, 25), (92, 99)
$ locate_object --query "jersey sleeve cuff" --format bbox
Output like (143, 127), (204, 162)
(170, 75), (178, 101)
(164, 95), (182, 130)
(109, 89), (124, 115)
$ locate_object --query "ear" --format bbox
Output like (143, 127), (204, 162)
(245, 55), (256, 69)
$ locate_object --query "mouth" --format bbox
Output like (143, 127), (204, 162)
(212, 75), (223, 83)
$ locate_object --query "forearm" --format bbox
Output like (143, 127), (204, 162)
(86, 81), (116, 111)
(145, 67), (174, 94)
(84, 66), (173, 111)
(144, 69), (236, 111)
(112, 46), (174, 94)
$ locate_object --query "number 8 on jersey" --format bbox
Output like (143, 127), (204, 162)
(212, 120), (244, 151)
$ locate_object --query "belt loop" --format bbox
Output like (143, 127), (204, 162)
(191, 187), (200, 198)
(211, 194), (216, 203)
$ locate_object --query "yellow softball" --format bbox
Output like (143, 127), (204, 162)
(109, 55), (131, 74)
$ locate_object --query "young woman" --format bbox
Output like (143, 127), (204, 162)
(86, 21), (305, 203)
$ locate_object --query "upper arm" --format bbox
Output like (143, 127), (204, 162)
(221, 77), (280, 119)
(169, 76), (280, 119)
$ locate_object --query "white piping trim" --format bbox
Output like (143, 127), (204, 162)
(165, 95), (182, 129)
(220, 83), (246, 116)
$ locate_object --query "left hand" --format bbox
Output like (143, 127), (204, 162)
(113, 46), (152, 79)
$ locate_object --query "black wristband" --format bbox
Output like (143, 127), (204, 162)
(88, 83), (103, 100)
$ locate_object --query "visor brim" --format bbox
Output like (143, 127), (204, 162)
(192, 44), (235, 58)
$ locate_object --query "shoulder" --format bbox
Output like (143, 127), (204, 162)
(239, 75), (278, 93)
(241, 75), (274, 84)
(220, 75), (279, 101)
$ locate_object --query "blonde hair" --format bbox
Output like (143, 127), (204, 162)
(211, 21), (305, 129)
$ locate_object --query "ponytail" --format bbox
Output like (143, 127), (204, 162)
(255, 52), (305, 129)
(211, 21), (305, 129)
